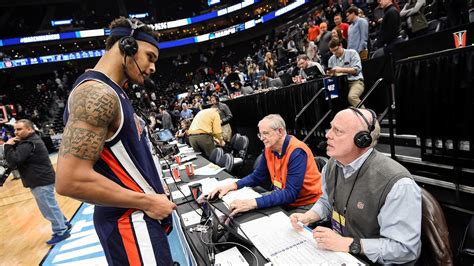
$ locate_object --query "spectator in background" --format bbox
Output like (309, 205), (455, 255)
(331, 28), (348, 48)
(276, 39), (289, 67)
(233, 81), (254, 95)
(304, 38), (319, 62)
(175, 119), (191, 145)
(148, 112), (159, 131)
(188, 106), (224, 158)
(470, 0), (474, 23)
(180, 103), (194, 120)
(372, 0), (402, 58)
(326, 0), (343, 29)
(334, 14), (350, 40)
(294, 54), (325, 84)
(210, 95), (233, 143)
(328, 38), (364, 107)
(400, 0), (428, 38)
(347, 7), (369, 60)
(307, 20), (320, 42)
(158, 105), (174, 131)
(5, 119), (71, 245)
(262, 52), (277, 78)
(317, 22), (333, 66)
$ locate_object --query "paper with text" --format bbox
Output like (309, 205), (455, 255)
(215, 247), (249, 266)
(239, 212), (363, 265)
(194, 163), (224, 176)
(222, 187), (262, 208)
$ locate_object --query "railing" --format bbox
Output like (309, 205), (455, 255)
(294, 77), (393, 156)
(293, 84), (334, 143)
(355, 78), (396, 158)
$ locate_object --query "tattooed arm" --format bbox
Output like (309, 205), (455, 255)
(56, 81), (176, 219)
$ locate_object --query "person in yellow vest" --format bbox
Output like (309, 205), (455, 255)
(208, 114), (322, 216)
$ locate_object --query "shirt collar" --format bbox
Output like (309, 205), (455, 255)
(335, 148), (374, 178)
(336, 49), (346, 60)
(272, 135), (291, 158)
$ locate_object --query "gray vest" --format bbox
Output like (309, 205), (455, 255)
(326, 150), (410, 240)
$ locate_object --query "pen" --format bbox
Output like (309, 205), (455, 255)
(297, 221), (312, 232)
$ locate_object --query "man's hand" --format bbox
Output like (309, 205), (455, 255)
(229, 199), (257, 216)
(143, 194), (177, 220)
(208, 182), (237, 199)
(313, 226), (353, 252)
(5, 137), (19, 145)
(289, 212), (308, 231)
(219, 139), (225, 147)
(331, 66), (344, 74)
(326, 69), (336, 76)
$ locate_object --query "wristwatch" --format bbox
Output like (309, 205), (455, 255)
(349, 238), (361, 255)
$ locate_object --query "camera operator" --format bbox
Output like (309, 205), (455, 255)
(4, 119), (71, 245)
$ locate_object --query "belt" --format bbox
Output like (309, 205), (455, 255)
(189, 133), (210, 136)
(348, 79), (364, 82)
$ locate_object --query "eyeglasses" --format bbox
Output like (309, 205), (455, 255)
(257, 129), (278, 139)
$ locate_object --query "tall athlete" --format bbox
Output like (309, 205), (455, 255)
(56, 17), (176, 265)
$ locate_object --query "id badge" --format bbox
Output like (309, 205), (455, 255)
(331, 210), (346, 235)
(273, 180), (282, 190)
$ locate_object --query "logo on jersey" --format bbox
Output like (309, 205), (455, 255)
(133, 114), (143, 141)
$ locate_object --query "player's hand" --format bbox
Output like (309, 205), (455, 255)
(143, 194), (177, 220)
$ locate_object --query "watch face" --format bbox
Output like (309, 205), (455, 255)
(350, 240), (361, 254)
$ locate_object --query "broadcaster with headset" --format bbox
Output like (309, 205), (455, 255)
(290, 108), (422, 264)
(56, 17), (176, 265)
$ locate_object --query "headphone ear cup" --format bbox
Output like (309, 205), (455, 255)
(119, 36), (138, 56)
(354, 131), (372, 148)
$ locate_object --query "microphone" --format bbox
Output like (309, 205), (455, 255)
(143, 76), (157, 91)
(123, 54), (158, 92)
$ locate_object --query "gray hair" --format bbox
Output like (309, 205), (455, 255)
(370, 119), (381, 147)
(16, 119), (34, 129)
(258, 114), (286, 130)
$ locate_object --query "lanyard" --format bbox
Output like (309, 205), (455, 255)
(331, 151), (372, 219)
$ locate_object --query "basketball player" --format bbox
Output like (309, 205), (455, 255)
(56, 17), (176, 265)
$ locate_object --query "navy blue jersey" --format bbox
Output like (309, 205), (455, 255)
(64, 70), (172, 265)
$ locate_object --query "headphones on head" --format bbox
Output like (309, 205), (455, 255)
(118, 19), (146, 56)
(349, 107), (376, 148)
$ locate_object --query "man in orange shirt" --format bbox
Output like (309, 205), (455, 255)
(209, 114), (322, 215)
(307, 20), (320, 42)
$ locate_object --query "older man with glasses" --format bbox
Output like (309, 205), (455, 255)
(208, 114), (323, 216)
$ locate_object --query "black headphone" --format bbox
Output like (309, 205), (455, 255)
(350, 107), (376, 148)
(118, 19), (146, 56)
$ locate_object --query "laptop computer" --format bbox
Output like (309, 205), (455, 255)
(303, 63), (326, 80)
(156, 129), (175, 143)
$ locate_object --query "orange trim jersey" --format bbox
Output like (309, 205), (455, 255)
(265, 136), (322, 207)
(64, 71), (173, 265)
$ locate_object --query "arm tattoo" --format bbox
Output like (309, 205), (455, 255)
(60, 83), (119, 161)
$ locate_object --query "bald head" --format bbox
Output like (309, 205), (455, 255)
(343, 108), (380, 145)
(325, 108), (380, 165)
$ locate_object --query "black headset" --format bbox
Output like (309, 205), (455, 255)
(118, 19), (146, 56)
(350, 107), (376, 148)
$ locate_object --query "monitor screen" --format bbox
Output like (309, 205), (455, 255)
(157, 129), (174, 142)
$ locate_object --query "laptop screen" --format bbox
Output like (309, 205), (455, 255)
(157, 129), (174, 142)
(303, 63), (325, 79)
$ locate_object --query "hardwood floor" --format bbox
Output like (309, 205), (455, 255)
(0, 154), (81, 265)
